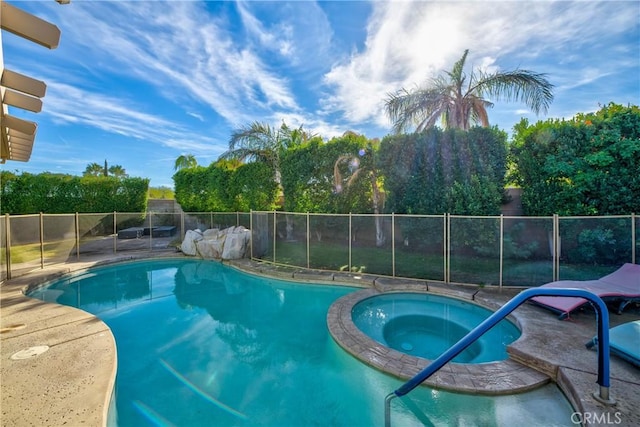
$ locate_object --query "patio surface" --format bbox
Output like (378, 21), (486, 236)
(1, 253), (639, 426)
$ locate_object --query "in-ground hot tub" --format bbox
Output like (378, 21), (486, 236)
(351, 292), (521, 363)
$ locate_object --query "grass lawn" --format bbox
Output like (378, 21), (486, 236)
(265, 240), (619, 287)
(4, 240), (76, 264)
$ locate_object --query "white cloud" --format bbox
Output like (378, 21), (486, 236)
(38, 1), (300, 127)
(321, 1), (639, 130)
(44, 81), (220, 154)
(187, 112), (205, 122)
(237, 1), (294, 58)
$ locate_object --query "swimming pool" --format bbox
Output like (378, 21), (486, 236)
(352, 293), (521, 363)
(29, 259), (575, 426)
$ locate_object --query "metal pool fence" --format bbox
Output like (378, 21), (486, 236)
(0, 211), (249, 280)
(248, 211), (637, 287)
(1, 211), (637, 287)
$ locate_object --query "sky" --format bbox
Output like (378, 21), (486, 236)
(2, 0), (639, 189)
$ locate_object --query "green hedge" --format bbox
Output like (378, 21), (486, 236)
(510, 103), (640, 216)
(378, 126), (508, 215)
(0, 172), (149, 214)
(173, 161), (278, 212)
(281, 132), (374, 214)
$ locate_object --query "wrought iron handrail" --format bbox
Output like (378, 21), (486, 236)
(384, 288), (614, 427)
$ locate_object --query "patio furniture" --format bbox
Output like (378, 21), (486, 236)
(586, 320), (640, 367)
(530, 263), (640, 319)
(117, 227), (144, 239)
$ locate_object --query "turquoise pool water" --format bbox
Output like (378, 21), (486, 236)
(29, 259), (575, 426)
(352, 293), (521, 363)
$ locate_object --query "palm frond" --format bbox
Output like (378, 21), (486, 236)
(385, 87), (450, 133)
(469, 96), (491, 128)
(447, 49), (469, 87)
(471, 70), (554, 115)
(383, 49), (554, 132)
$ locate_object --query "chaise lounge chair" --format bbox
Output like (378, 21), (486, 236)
(586, 320), (640, 367)
(530, 263), (640, 319)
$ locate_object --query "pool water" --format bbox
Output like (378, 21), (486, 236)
(30, 259), (575, 426)
(352, 293), (521, 363)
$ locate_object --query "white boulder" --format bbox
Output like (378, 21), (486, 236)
(181, 226), (250, 260)
(181, 229), (203, 256)
(221, 228), (251, 260)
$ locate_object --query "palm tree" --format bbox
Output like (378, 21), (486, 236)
(174, 154), (198, 171)
(108, 164), (128, 178)
(334, 136), (386, 247)
(220, 121), (315, 191)
(384, 49), (554, 133)
(83, 161), (127, 177)
(83, 162), (104, 177)
(220, 121), (315, 239)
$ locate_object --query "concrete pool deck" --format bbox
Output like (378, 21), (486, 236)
(1, 254), (639, 426)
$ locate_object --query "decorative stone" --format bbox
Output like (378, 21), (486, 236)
(181, 226), (250, 260)
(221, 227), (251, 260)
(196, 234), (226, 259)
(181, 229), (203, 256)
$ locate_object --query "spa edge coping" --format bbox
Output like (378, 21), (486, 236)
(2, 254), (635, 427)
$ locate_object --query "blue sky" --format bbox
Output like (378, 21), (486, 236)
(2, 0), (639, 188)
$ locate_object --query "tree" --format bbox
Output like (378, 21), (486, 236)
(83, 163), (104, 177)
(220, 121), (315, 188)
(333, 133), (386, 247)
(219, 121), (317, 239)
(378, 127), (507, 215)
(108, 164), (128, 178)
(174, 154), (197, 171)
(384, 49), (554, 133)
(510, 103), (640, 216)
(509, 103), (639, 265)
(83, 160), (127, 178)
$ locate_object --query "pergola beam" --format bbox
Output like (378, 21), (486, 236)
(1, 69), (47, 98)
(1, 0), (66, 163)
(2, 114), (37, 136)
(3, 87), (42, 112)
(0, 1), (61, 49)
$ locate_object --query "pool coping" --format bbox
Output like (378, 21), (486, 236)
(1, 254), (639, 426)
(326, 287), (549, 395)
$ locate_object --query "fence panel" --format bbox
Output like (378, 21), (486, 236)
(272, 212), (308, 267)
(211, 212), (241, 230)
(238, 212), (251, 229)
(559, 216), (634, 280)
(251, 211), (275, 261)
(502, 216), (554, 287)
(350, 214), (392, 276)
(42, 214), (76, 265)
(183, 213), (213, 233)
(449, 216), (501, 286)
(631, 215), (640, 264)
(308, 213), (349, 271)
(0, 217), (6, 281)
(394, 215), (445, 281)
(115, 212), (149, 253)
(8, 214), (41, 277)
(148, 212), (182, 251)
(78, 213), (115, 257)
